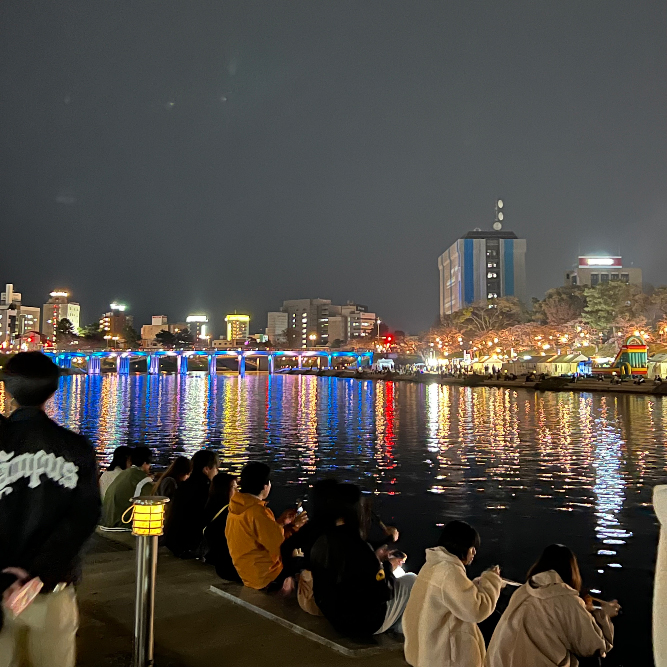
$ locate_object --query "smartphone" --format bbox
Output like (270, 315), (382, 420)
(296, 499), (304, 514)
(4, 577), (43, 618)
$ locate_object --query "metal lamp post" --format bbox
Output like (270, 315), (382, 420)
(128, 496), (169, 667)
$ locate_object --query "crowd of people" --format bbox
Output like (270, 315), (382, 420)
(0, 352), (634, 667)
(98, 444), (622, 666)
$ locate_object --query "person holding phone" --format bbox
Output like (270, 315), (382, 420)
(403, 520), (503, 667)
(0, 352), (101, 667)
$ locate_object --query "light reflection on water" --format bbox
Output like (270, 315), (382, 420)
(1, 374), (664, 663)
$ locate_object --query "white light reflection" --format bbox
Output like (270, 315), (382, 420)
(592, 399), (632, 562)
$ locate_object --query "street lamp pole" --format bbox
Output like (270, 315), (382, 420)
(377, 318), (382, 340)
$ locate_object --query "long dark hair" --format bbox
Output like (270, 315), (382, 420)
(331, 484), (370, 538)
(527, 544), (582, 592)
(204, 473), (237, 521)
(108, 446), (131, 471)
(152, 456), (192, 494)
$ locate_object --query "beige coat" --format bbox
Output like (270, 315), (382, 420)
(403, 547), (503, 667)
(486, 570), (613, 667)
(654, 485), (667, 667)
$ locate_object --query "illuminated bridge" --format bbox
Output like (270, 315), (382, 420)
(45, 349), (373, 375)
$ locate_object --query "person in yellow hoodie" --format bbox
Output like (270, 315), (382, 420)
(226, 462), (306, 590)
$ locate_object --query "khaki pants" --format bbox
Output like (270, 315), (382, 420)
(0, 587), (78, 667)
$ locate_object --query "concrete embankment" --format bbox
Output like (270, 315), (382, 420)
(79, 533), (405, 667)
(280, 368), (667, 396)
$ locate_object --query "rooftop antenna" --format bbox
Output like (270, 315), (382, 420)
(493, 198), (503, 231)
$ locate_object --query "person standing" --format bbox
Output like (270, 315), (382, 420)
(403, 520), (503, 667)
(101, 446), (153, 528)
(654, 485), (667, 667)
(0, 352), (100, 667)
(98, 445), (131, 499)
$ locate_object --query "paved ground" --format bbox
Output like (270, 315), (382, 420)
(77, 534), (407, 667)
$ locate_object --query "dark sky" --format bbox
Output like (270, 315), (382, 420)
(1, 2), (665, 335)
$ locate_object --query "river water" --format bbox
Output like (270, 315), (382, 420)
(2, 373), (664, 665)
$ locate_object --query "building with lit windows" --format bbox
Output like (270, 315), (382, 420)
(99, 303), (133, 339)
(438, 229), (527, 317)
(41, 291), (80, 341)
(225, 314), (250, 342)
(186, 315), (209, 344)
(1, 284), (41, 349)
(266, 311), (289, 343)
(565, 256), (642, 288)
(140, 316), (188, 347)
(269, 299), (378, 348)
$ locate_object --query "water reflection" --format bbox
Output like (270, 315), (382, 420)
(1, 374), (666, 577)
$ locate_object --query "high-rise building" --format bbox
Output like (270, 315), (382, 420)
(340, 303), (376, 340)
(266, 311), (289, 344)
(41, 291), (80, 341)
(281, 299), (332, 348)
(271, 299), (378, 348)
(225, 314), (250, 342)
(438, 229), (527, 317)
(100, 303), (133, 339)
(0, 284), (41, 349)
(565, 256), (642, 287)
(186, 315), (209, 343)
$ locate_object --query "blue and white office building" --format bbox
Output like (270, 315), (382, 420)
(438, 229), (527, 317)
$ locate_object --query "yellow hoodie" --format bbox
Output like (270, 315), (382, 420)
(225, 492), (284, 589)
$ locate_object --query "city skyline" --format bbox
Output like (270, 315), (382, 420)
(1, 3), (665, 334)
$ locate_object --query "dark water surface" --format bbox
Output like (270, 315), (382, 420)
(3, 373), (664, 665)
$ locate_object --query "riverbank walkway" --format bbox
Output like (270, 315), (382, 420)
(79, 533), (405, 667)
(285, 368), (667, 396)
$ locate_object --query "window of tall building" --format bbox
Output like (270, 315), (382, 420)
(601, 274), (609, 284)
(611, 273), (619, 281)
(591, 274), (599, 286)
(621, 273), (630, 283)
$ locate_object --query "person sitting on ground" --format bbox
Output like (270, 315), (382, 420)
(165, 449), (218, 558)
(102, 446), (153, 528)
(403, 520), (503, 667)
(202, 473), (241, 581)
(281, 479), (339, 614)
(226, 462), (306, 590)
(486, 543), (619, 667)
(153, 455), (192, 499)
(99, 445), (131, 500)
(0, 352), (100, 667)
(310, 483), (416, 637)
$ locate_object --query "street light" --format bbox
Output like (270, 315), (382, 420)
(376, 318), (382, 340)
(104, 335), (112, 349)
(125, 496), (169, 667)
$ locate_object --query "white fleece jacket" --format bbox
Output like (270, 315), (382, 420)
(403, 547), (502, 667)
(486, 570), (613, 667)
(654, 485), (667, 667)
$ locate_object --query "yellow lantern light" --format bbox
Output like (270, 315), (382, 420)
(127, 497), (169, 537)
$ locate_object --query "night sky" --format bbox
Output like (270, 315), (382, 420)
(1, 2), (665, 335)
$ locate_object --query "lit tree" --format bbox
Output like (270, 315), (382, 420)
(533, 286), (587, 325)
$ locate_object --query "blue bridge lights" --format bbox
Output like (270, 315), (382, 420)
(44, 349), (373, 376)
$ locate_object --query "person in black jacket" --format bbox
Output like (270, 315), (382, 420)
(0, 352), (100, 667)
(201, 472), (241, 581)
(310, 484), (416, 637)
(164, 449), (218, 558)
